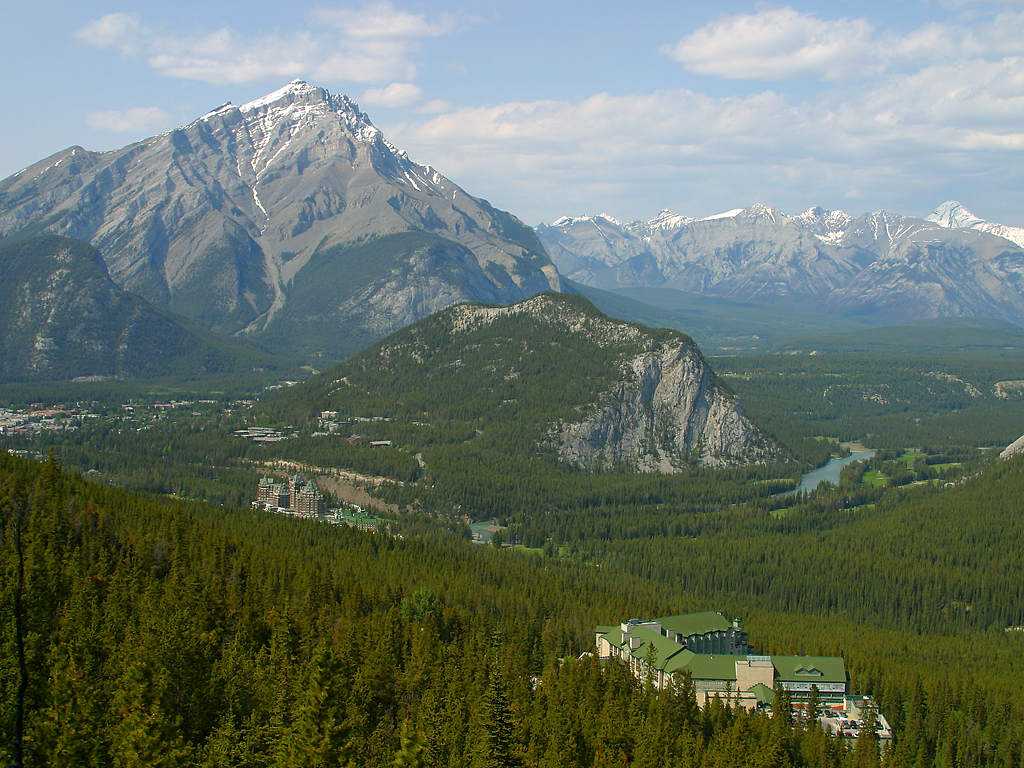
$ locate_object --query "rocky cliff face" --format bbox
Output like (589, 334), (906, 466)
(537, 203), (1024, 323)
(1000, 434), (1024, 461)
(0, 80), (560, 360)
(443, 294), (780, 469)
(547, 309), (778, 470)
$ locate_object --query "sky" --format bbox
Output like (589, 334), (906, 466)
(2, 0), (1024, 224)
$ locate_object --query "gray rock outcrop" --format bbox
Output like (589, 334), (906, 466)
(552, 323), (778, 470)
(1000, 434), (1024, 461)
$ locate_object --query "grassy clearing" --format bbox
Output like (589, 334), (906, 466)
(899, 450), (926, 466)
(509, 544), (545, 556)
(862, 470), (889, 488)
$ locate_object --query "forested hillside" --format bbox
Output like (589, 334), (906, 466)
(0, 233), (274, 382)
(267, 292), (779, 468)
(588, 458), (1024, 633)
(3, 455), (1024, 766)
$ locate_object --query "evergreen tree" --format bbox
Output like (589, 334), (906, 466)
(850, 704), (881, 768)
(806, 685), (822, 729)
(108, 660), (191, 768)
(475, 667), (519, 768)
(773, 681), (793, 728)
(392, 720), (425, 768)
(276, 644), (352, 768)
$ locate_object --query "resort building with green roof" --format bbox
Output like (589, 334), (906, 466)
(595, 612), (848, 711)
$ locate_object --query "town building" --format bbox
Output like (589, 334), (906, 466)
(287, 473), (305, 502)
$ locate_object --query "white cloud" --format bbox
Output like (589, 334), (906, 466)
(392, 52), (1024, 221)
(664, 6), (1024, 82)
(85, 106), (171, 133)
(664, 8), (881, 81)
(416, 98), (451, 114)
(147, 30), (317, 84)
(316, 40), (418, 83)
(311, 1), (456, 38)
(73, 2), (456, 86)
(847, 58), (1024, 147)
(66, 4), (1024, 223)
(73, 12), (144, 55)
(359, 82), (423, 107)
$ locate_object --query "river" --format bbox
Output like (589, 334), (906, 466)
(793, 449), (876, 495)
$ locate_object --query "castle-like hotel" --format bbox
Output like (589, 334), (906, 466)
(253, 473), (325, 517)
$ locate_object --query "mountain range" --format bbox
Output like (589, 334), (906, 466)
(538, 202), (1024, 323)
(3, 78), (1024, 380)
(0, 80), (559, 362)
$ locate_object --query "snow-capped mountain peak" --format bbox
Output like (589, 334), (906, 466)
(647, 209), (693, 230)
(194, 80), (381, 149)
(929, 200), (983, 229)
(793, 206), (854, 244)
(240, 79), (322, 111)
(796, 206), (852, 226)
(928, 200), (1024, 247)
(549, 213), (623, 228)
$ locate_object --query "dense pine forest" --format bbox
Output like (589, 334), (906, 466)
(715, 334), (1024, 455)
(3, 454), (1024, 766)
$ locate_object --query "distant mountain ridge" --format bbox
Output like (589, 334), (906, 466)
(537, 202), (1024, 323)
(0, 80), (560, 362)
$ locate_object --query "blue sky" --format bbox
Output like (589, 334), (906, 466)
(3, 0), (1023, 224)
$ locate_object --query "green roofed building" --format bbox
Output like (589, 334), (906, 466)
(595, 612), (847, 710)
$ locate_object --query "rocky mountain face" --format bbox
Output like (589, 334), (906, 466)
(538, 203), (1024, 323)
(0, 80), (560, 360)
(291, 293), (780, 470)
(550, 324), (778, 470)
(0, 233), (265, 382)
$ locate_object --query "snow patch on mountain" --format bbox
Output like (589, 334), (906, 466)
(240, 79), (320, 111)
(700, 208), (745, 222)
